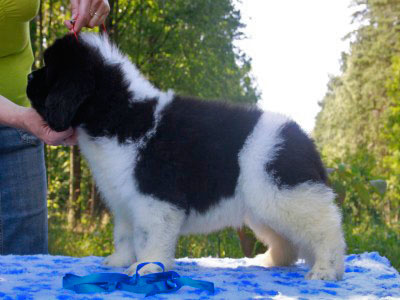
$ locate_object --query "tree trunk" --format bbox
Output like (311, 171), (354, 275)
(38, 0), (44, 62)
(48, 0), (54, 41)
(68, 146), (81, 229)
(237, 227), (257, 257)
(90, 180), (103, 218)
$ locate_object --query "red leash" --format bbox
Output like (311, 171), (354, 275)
(101, 23), (107, 33)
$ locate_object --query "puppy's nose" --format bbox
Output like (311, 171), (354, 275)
(27, 73), (33, 82)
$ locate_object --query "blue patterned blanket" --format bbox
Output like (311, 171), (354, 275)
(0, 252), (399, 299)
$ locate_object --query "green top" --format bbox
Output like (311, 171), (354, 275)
(0, 0), (39, 106)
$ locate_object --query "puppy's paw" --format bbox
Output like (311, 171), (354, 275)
(125, 260), (173, 276)
(253, 250), (292, 267)
(253, 253), (273, 267)
(306, 266), (343, 281)
(103, 252), (135, 267)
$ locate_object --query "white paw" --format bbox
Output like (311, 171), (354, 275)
(125, 261), (172, 276)
(253, 251), (279, 267)
(253, 253), (272, 267)
(306, 266), (343, 281)
(103, 252), (135, 267)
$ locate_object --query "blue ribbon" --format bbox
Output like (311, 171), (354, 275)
(63, 262), (214, 297)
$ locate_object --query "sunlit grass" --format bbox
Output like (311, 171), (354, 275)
(344, 222), (400, 271)
(49, 215), (400, 272)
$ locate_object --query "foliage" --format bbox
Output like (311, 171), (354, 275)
(344, 222), (400, 271)
(325, 151), (386, 224)
(45, 145), (70, 219)
(314, 0), (400, 270)
(314, 0), (400, 224)
(325, 153), (400, 271)
(382, 56), (400, 223)
(49, 217), (245, 259)
(49, 217), (114, 257)
(315, 0), (400, 160)
(108, 0), (260, 103)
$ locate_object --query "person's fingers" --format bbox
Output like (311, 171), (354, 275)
(64, 20), (71, 29)
(63, 140), (76, 146)
(88, 1), (110, 28)
(98, 13), (108, 28)
(43, 127), (74, 146)
(88, 13), (101, 28)
(70, 0), (80, 19)
(63, 130), (78, 146)
(89, 0), (101, 16)
(64, 19), (77, 30)
(65, 0), (80, 30)
(74, 0), (92, 33)
(64, 20), (72, 29)
(20, 108), (75, 146)
(66, 0), (109, 31)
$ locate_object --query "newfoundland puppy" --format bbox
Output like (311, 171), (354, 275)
(27, 33), (345, 280)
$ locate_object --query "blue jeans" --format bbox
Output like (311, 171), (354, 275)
(0, 125), (48, 254)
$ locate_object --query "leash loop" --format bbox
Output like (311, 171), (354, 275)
(63, 262), (215, 297)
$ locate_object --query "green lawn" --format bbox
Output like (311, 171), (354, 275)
(344, 222), (400, 271)
(49, 217), (400, 272)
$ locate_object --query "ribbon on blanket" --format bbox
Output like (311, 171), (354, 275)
(63, 262), (214, 297)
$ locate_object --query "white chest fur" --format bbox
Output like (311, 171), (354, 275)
(77, 129), (140, 210)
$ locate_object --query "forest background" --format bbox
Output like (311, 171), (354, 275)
(29, 0), (399, 271)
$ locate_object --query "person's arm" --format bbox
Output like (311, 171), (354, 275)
(0, 95), (76, 145)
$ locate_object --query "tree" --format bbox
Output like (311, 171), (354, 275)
(105, 0), (259, 103)
(314, 0), (400, 224)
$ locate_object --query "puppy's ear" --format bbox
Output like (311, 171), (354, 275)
(45, 72), (94, 132)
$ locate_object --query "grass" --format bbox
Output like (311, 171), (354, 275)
(49, 216), (400, 272)
(48, 218), (114, 257)
(344, 221), (400, 271)
(49, 217), (244, 258)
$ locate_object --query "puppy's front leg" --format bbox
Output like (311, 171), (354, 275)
(103, 211), (136, 267)
(125, 203), (185, 275)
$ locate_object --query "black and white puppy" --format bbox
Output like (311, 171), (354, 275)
(27, 33), (345, 280)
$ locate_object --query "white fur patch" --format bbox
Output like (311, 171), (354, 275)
(81, 33), (173, 103)
(181, 196), (245, 235)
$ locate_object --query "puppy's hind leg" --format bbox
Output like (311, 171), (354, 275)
(246, 216), (298, 267)
(273, 184), (346, 280)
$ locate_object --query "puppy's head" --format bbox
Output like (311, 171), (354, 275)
(27, 34), (96, 132)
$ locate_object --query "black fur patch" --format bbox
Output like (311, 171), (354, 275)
(266, 121), (327, 188)
(135, 96), (262, 213)
(73, 44), (158, 142)
(75, 60), (157, 143)
(65, 36), (157, 142)
(28, 34), (156, 142)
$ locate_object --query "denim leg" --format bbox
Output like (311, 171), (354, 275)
(0, 125), (48, 254)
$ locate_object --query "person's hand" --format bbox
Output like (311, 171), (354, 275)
(64, 0), (110, 33)
(20, 108), (77, 146)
